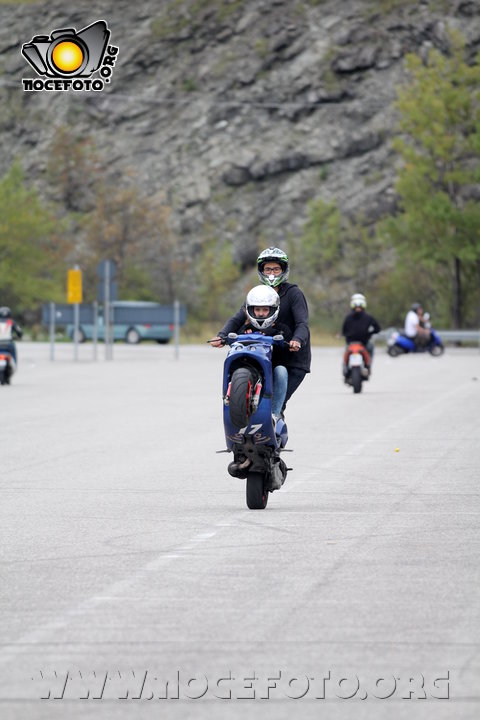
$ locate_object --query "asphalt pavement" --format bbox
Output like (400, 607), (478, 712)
(0, 341), (479, 720)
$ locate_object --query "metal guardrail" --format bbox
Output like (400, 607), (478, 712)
(377, 328), (480, 347)
(434, 330), (480, 344)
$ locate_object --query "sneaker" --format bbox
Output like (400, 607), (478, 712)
(269, 457), (287, 491)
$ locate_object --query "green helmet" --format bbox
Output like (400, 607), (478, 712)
(257, 247), (289, 288)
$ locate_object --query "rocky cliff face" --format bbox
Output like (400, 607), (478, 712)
(1, 0), (479, 269)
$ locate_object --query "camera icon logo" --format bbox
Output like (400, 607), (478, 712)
(22, 20), (110, 77)
(22, 20), (118, 91)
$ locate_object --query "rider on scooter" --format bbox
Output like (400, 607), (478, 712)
(210, 247), (311, 413)
(0, 307), (23, 364)
(404, 303), (431, 347)
(214, 286), (294, 487)
(341, 294), (381, 376)
(236, 285), (292, 425)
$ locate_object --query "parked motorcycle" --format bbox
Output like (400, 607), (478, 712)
(218, 332), (290, 510)
(387, 314), (444, 357)
(0, 348), (16, 385)
(343, 341), (370, 393)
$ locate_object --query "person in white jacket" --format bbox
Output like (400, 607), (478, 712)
(404, 303), (430, 346)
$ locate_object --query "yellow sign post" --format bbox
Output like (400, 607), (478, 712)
(67, 268), (83, 304)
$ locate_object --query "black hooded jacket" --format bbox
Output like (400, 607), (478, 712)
(218, 282), (311, 373)
(341, 310), (381, 345)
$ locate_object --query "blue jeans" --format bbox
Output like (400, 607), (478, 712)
(366, 340), (374, 363)
(272, 365), (288, 416)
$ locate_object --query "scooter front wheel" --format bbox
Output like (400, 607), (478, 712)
(387, 344), (403, 357)
(229, 367), (255, 428)
(246, 471), (268, 510)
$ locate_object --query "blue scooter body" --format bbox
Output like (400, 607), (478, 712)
(223, 333), (288, 451)
(392, 328), (443, 354)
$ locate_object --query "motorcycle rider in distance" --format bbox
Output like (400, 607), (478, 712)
(210, 247), (311, 414)
(404, 302), (431, 347)
(341, 293), (381, 377)
(0, 306), (23, 365)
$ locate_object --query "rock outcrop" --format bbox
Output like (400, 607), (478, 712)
(1, 0), (479, 268)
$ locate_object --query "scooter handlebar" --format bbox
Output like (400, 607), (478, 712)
(224, 332), (290, 347)
(207, 333), (289, 347)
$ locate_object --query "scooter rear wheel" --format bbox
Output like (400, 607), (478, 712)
(429, 343), (444, 356)
(229, 367), (254, 428)
(246, 471), (268, 510)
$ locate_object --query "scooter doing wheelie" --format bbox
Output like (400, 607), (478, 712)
(219, 332), (290, 510)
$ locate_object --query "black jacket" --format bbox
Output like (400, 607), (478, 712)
(219, 282), (311, 372)
(342, 310), (381, 345)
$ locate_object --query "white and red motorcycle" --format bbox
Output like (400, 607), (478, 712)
(0, 347), (16, 385)
(343, 341), (371, 394)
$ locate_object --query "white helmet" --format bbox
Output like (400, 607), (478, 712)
(350, 293), (366, 309)
(245, 285), (280, 330)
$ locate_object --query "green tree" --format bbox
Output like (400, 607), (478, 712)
(384, 33), (480, 327)
(46, 125), (100, 212)
(195, 237), (240, 323)
(135, 202), (191, 305)
(81, 182), (190, 304)
(294, 199), (387, 327)
(81, 182), (155, 301)
(0, 162), (68, 316)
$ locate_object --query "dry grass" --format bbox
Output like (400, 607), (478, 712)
(179, 321), (344, 347)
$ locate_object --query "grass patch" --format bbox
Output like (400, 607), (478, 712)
(319, 164), (329, 182)
(254, 38), (269, 59)
(25, 322), (346, 347)
(179, 321), (344, 347)
(366, 0), (417, 14)
(180, 321), (223, 344)
(364, 169), (385, 186)
(182, 77), (198, 91)
(310, 328), (344, 347)
(151, 0), (247, 39)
